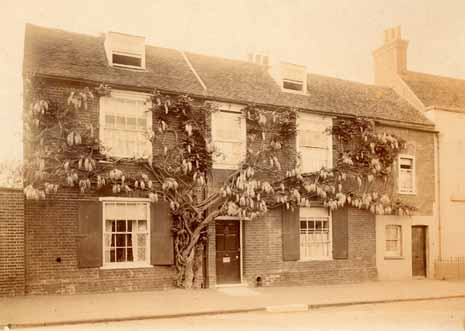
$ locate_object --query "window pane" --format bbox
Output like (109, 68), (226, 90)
(137, 247), (146, 262)
(116, 220), (126, 232)
(127, 234), (132, 246)
(116, 248), (126, 262)
(400, 158), (413, 168)
(127, 117), (137, 130)
(213, 112), (243, 142)
(214, 141), (243, 166)
(283, 80), (303, 91)
(127, 248), (134, 262)
(138, 220), (147, 233)
(137, 118), (147, 130)
(112, 53), (142, 67)
(105, 115), (115, 128)
(105, 220), (113, 232)
(116, 116), (126, 129)
(301, 147), (328, 172)
(110, 249), (116, 262)
(116, 234), (125, 247)
(137, 233), (146, 248)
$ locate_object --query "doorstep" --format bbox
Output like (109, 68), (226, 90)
(215, 282), (248, 288)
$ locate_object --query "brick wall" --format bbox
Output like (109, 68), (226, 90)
(379, 125), (435, 216)
(207, 207), (376, 287)
(23, 77), (179, 295)
(0, 188), (25, 296)
(25, 197), (176, 295)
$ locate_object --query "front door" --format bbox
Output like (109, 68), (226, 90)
(412, 226), (427, 277)
(215, 220), (241, 284)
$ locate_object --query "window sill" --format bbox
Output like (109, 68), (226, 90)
(398, 191), (416, 196)
(298, 257), (333, 262)
(213, 164), (242, 170)
(101, 263), (153, 270)
(384, 256), (404, 260)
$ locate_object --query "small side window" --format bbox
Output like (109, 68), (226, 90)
(398, 155), (415, 194)
(385, 225), (402, 257)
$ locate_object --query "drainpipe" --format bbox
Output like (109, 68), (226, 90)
(434, 131), (442, 260)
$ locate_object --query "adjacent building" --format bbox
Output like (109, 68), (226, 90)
(373, 26), (465, 279)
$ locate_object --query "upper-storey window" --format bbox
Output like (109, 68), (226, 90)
(211, 103), (246, 169)
(104, 32), (146, 69)
(281, 63), (307, 93)
(398, 155), (415, 194)
(297, 113), (332, 173)
(99, 90), (152, 158)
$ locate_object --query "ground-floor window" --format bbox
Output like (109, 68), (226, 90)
(103, 201), (150, 266)
(385, 224), (402, 257)
(299, 207), (332, 260)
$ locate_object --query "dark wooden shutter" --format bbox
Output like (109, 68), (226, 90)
(332, 207), (349, 259)
(282, 207), (300, 261)
(77, 201), (103, 268)
(151, 201), (174, 265)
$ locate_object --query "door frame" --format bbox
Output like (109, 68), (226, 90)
(215, 216), (244, 286)
(411, 225), (428, 278)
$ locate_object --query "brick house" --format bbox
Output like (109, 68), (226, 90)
(8, 24), (436, 296)
(373, 26), (465, 279)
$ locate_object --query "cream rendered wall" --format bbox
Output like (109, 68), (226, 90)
(426, 109), (465, 258)
(376, 215), (437, 280)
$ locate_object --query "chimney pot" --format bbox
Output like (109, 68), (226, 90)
(373, 26), (409, 86)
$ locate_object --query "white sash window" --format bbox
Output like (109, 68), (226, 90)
(103, 201), (150, 267)
(211, 104), (246, 169)
(398, 155), (415, 194)
(385, 224), (402, 257)
(297, 113), (332, 173)
(100, 91), (152, 158)
(299, 207), (332, 260)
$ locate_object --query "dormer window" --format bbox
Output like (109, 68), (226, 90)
(281, 63), (307, 93)
(112, 53), (142, 68)
(104, 32), (146, 70)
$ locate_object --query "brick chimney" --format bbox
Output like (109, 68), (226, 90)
(372, 26), (409, 86)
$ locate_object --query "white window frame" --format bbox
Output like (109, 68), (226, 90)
(280, 62), (307, 95)
(296, 112), (333, 173)
(100, 197), (152, 269)
(385, 224), (402, 258)
(398, 154), (416, 195)
(99, 90), (153, 159)
(210, 102), (246, 170)
(110, 51), (145, 70)
(299, 207), (332, 261)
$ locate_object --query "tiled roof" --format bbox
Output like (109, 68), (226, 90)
(401, 71), (465, 109)
(23, 24), (433, 127)
(23, 24), (205, 95)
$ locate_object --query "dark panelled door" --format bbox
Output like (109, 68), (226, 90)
(412, 226), (427, 277)
(216, 220), (241, 284)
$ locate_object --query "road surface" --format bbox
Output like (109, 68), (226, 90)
(19, 297), (465, 331)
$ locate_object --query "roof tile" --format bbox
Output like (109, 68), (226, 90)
(23, 24), (433, 127)
(401, 71), (465, 109)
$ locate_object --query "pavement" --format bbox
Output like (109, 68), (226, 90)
(2, 279), (465, 329)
